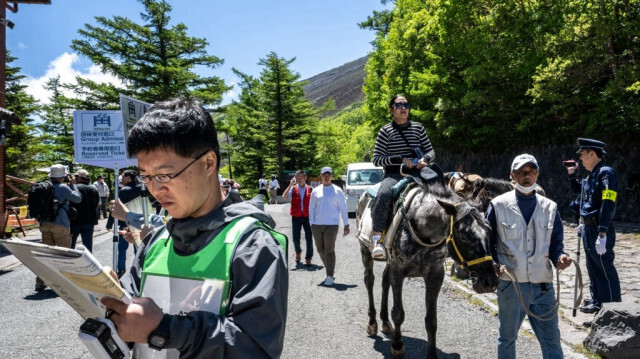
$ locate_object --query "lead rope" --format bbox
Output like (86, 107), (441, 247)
(500, 258), (583, 321)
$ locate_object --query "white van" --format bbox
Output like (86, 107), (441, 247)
(342, 162), (384, 214)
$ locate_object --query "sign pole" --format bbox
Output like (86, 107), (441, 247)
(112, 165), (119, 271)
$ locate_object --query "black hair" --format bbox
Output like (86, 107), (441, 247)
(295, 169), (307, 176)
(127, 97), (220, 169)
(388, 94), (408, 108)
(122, 169), (139, 184)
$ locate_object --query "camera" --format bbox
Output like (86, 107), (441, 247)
(563, 160), (577, 168)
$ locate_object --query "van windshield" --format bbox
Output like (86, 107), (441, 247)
(347, 169), (384, 186)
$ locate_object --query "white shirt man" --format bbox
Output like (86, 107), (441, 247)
(308, 167), (350, 286)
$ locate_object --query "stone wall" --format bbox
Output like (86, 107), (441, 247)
(437, 144), (640, 224)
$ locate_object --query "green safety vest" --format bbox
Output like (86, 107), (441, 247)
(141, 216), (287, 316)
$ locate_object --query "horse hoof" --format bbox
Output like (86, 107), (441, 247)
(390, 345), (405, 358)
(381, 321), (393, 334)
(366, 322), (378, 336)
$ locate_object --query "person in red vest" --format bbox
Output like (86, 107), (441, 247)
(283, 169), (314, 265)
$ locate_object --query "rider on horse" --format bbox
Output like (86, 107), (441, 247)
(370, 94), (436, 259)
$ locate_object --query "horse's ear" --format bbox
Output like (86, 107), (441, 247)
(471, 180), (485, 197)
(437, 199), (457, 216)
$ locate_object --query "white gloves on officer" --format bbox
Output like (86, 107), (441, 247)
(576, 224), (584, 237)
(595, 234), (607, 255)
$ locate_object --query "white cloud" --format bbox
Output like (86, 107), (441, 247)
(221, 82), (238, 105)
(17, 42), (27, 50)
(22, 52), (124, 105)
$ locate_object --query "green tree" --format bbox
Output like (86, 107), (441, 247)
(224, 69), (268, 188)
(362, 0), (640, 150)
(37, 77), (78, 170)
(5, 53), (41, 182)
(257, 52), (317, 176)
(71, 0), (227, 105)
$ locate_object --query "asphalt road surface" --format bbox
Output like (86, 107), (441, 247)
(0, 202), (549, 358)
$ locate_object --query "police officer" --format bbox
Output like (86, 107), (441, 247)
(566, 138), (621, 315)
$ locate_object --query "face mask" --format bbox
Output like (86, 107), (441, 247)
(515, 182), (538, 194)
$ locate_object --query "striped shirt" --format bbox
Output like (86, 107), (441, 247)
(373, 120), (435, 174)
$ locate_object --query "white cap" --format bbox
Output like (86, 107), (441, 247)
(320, 166), (333, 174)
(49, 164), (67, 178)
(511, 154), (539, 171)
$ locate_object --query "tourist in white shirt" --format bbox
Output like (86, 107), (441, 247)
(309, 166), (350, 286)
(269, 175), (280, 204)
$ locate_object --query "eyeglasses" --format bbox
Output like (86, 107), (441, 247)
(136, 152), (208, 184)
(393, 102), (411, 109)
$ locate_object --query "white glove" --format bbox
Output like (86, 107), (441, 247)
(576, 224), (584, 237)
(595, 235), (607, 255)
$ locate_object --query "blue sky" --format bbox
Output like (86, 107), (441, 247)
(7, 0), (389, 105)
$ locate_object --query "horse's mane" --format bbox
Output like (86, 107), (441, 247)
(481, 177), (514, 195)
(417, 181), (457, 201)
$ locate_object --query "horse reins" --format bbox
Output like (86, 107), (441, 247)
(500, 258), (584, 321)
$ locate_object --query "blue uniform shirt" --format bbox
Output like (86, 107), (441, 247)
(568, 161), (617, 233)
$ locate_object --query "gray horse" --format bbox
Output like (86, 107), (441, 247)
(357, 182), (498, 358)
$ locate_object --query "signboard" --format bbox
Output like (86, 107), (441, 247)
(119, 94), (151, 134)
(73, 110), (136, 169)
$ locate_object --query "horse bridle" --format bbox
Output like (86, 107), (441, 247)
(399, 191), (493, 269)
(444, 215), (493, 270)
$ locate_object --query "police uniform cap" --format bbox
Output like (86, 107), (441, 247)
(576, 138), (607, 155)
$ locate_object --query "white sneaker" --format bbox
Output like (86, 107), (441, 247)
(324, 276), (334, 286)
(372, 242), (386, 259)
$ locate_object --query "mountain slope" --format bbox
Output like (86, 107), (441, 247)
(303, 56), (368, 114)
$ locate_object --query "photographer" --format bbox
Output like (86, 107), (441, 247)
(35, 164), (82, 292)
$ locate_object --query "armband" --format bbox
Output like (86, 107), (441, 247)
(602, 189), (617, 201)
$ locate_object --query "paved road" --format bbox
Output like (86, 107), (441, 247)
(0, 205), (591, 358)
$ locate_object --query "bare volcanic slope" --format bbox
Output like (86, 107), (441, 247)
(303, 56), (368, 114)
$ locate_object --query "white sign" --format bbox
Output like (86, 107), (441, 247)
(73, 110), (136, 168)
(119, 94), (151, 134)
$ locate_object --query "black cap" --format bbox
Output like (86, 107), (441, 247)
(576, 138), (607, 155)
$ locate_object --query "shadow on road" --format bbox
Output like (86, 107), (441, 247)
(370, 334), (461, 359)
(24, 290), (59, 301)
(0, 269), (13, 276)
(290, 263), (324, 271)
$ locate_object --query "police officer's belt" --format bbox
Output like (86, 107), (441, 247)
(581, 217), (598, 226)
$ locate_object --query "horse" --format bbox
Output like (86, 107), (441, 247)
(445, 172), (484, 198)
(356, 182), (499, 358)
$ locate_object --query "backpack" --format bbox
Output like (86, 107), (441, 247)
(28, 180), (57, 222)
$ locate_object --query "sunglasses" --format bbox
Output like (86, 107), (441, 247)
(393, 102), (411, 109)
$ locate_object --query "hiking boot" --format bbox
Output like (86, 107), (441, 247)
(35, 284), (46, 292)
(372, 241), (386, 260)
(579, 303), (600, 314)
(324, 276), (334, 286)
(295, 252), (301, 263)
(305, 258), (311, 266)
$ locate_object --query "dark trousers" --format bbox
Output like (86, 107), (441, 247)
(259, 189), (270, 202)
(292, 216), (313, 259)
(583, 225), (621, 307)
(371, 174), (402, 232)
(117, 231), (137, 272)
(99, 197), (108, 218)
(71, 223), (95, 253)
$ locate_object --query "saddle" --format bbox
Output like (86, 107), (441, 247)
(357, 183), (422, 257)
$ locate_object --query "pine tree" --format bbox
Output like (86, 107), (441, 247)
(5, 52), (40, 189)
(38, 77), (78, 171)
(70, 0), (227, 105)
(257, 52), (317, 176)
